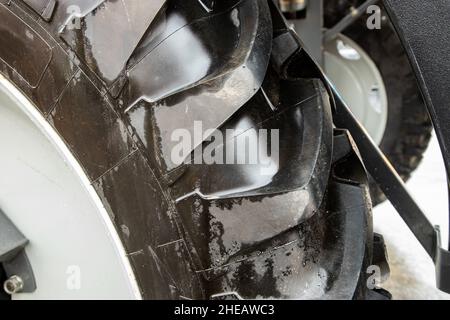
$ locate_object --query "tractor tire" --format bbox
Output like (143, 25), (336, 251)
(0, 0), (386, 299)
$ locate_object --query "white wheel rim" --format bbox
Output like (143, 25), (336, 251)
(0, 75), (140, 299)
(324, 33), (389, 145)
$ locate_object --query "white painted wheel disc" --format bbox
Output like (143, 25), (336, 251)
(0, 75), (140, 300)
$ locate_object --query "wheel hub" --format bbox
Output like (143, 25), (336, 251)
(324, 33), (388, 145)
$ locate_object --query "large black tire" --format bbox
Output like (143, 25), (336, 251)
(325, 1), (433, 205)
(0, 0), (383, 299)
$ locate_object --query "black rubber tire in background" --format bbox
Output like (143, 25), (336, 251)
(325, 1), (433, 205)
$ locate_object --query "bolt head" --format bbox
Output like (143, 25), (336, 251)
(3, 275), (24, 295)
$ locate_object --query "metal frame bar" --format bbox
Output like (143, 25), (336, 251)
(0, 209), (36, 294)
(332, 0), (450, 293)
(323, 0), (380, 41)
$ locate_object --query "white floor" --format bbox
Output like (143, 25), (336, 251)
(374, 136), (450, 299)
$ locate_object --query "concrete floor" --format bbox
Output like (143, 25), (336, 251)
(374, 137), (450, 300)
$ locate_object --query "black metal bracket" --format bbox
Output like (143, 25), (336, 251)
(381, 0), (450, 247)
(0, 209), (36, 294)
